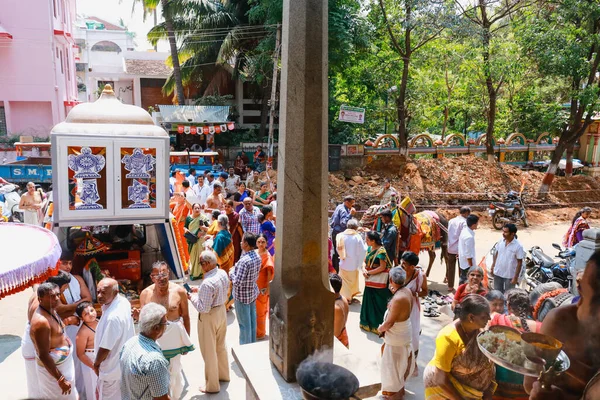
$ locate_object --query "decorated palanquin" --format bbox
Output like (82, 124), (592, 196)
(52, 86), (167, 220)
(50, 85), (185, 281)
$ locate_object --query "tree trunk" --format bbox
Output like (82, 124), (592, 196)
(485, 85), (497, 162)
(162, 0), (185, 105)
(565, 143), (574, 178)
(397, 54), (410, 158)
(539, 139), (566, 195)
(258, 85), (270, 138)
(441, 106), (449, 139)
(479, 1), (496, 163)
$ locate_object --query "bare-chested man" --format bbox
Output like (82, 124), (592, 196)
(30, 282), (78, 399)
(139, 261), (193, 399)
(205, 182), (225, 211)
(25, 272), (79, 398)
(529, 250), (600, 400)
(19, 181), (44, 225)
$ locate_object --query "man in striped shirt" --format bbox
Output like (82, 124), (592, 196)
(120, 303), (170, 400)
(188, 251), (231, 393)
(230, 232), (262, 345)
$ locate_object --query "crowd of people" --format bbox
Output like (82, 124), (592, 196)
(328, 193), (599, 400)
(23, 230), (276, 399)
(16, 164), (600, 400)
(21, 160), (279, 399)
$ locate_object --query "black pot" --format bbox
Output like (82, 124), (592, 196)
(296, 361), (360, 400)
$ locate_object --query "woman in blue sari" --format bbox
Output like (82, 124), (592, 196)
(233, 182), (254, 213)
(259, 206), (276, 255)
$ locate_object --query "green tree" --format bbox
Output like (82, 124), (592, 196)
(372, 0), (456, 156)
(456, 0), (533, 162)
(133, 0), (187, 104)
(519, 0), (600, 193)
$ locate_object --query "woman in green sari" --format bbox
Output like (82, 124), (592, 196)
(184, 203), (209, 280)
(212, 215), (235, 275)
(360, 230), (393, 334)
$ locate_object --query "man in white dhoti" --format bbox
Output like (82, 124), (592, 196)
(377, 267), (415, 400)
(336, 219), (367, 303)
(139, 261), (194, 399)
(30, 282), (78, 399)
(19, 181), (44, 225)
(93, 278), (135, 400)
(56, 254), (92, 398)
(22, 285), (40, 399)
(25, 272), (79, 398)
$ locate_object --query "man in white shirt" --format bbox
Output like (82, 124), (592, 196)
(491, 223), (525, 293)
(187, 167), (197, 186)
(193, 175), (211, 206)
(446, 206), (471, 292)
(94, 278), (135, 400)
(206, 172), (216, 190)
(336, 219), (367, 303)
(377, 178), (399, 206)
(458, 215), (479, 285)
(245, 165), (257, 187)
(225, 167), (241, 197)
(169, 170), (178, 192)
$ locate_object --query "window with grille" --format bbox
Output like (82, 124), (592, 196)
(0, 106), (7, 136)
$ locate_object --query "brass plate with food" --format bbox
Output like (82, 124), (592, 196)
(477, 326), (570, 377)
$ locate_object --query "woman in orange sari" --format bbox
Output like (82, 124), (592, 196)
(171, 193), (191, 269)
(256, 233), (275, 339)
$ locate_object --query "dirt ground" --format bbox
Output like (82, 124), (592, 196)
(326, 156), (600, 223)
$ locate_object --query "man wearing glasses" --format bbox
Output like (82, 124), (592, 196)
(120, 303), (171, 400)
(139, 261), (193, 399)
(187, 251), (231, 393)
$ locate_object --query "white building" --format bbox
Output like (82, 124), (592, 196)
(73, 16), (173, 109)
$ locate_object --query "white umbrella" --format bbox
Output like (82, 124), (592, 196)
(0, 223), (62, 298)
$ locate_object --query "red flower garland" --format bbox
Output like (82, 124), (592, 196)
(532, 288), (568, 320)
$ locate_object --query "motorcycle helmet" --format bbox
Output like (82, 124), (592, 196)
(506, 190), (518, 200)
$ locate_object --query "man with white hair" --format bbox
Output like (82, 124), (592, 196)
(336, 218), (367, 303)
(239, 197), (261, 234)
(187, 251), (230, 393)
(120, 303), (170, 400)
(94, 278), (135, 400)
(139, 261), (193, 399)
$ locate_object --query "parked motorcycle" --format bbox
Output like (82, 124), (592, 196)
(489, 190), (529, 230)
(525, 243), (575, 290)
(0, 182), (23, 222)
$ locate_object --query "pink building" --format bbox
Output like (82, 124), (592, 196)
(0, 0), (78, 138)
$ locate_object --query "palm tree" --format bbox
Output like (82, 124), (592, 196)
(132, 0), (186, 105)
(147, 0), (274, 100)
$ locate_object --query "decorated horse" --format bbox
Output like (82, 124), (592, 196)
(360, 196), (448, 277)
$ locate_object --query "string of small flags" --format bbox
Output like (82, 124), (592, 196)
(176, 122), (236, 135)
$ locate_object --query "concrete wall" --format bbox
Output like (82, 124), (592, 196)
(0, 0), (77, 137)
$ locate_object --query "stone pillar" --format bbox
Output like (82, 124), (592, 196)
(574, 228), (600, 271)
(269, 0), (335, 382)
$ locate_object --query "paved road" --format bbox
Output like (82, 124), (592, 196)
(0, 221), (572, 399)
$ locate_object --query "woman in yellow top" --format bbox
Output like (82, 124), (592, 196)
(424, 294), (497, 400)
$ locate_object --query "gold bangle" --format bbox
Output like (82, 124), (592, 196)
(57, 375), (65, 383)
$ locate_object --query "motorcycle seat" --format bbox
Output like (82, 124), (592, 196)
(493, 202), (516, 208)
(531, 248), (556, 268)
